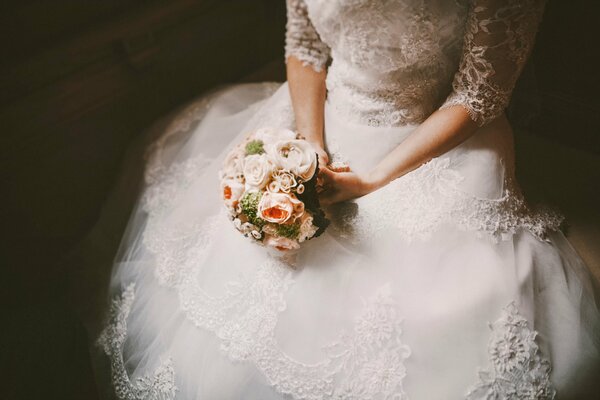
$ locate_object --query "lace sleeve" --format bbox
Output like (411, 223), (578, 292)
(441, 0), (546, 126)
(285, 0), (330, 72)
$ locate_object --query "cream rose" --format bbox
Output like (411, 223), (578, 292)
(254, 127), (296, 145)
(257, 192), (304, 224)
(269, 140), (317, 181)
(243, 154), (272, 189)
(263, 234), (300, 251)
(222, 148), (245, 178)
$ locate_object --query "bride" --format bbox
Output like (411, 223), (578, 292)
(97, 0), (600, 399)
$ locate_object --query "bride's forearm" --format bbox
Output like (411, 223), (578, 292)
(366, 105), (479, 191)
(286, 56), (327, 147)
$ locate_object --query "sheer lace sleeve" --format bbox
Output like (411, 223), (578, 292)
(285, 0), (330, 72)
(441, 0), (546, 126)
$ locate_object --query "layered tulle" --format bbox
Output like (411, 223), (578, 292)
(97, 83), (600, 400)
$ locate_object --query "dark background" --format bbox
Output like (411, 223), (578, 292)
(0, 1), (599, 398)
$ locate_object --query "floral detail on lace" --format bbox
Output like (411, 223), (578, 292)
(97, 284), (177, 400)
(285, 0), (330, 72)
(179, 258), (293, 358)
(331, 157), (563, 243)
(441, 0), (547, 126)
(326, 284), (411, 400)
(466, 302), (556, 400)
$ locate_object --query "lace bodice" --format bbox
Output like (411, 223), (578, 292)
(285, 0), (546, 127)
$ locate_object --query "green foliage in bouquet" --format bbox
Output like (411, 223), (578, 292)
(296, 157), (330, 237)
(245, 140), (265, 155)
(240, 191), (266, 227)
(276, 223), (301, 239)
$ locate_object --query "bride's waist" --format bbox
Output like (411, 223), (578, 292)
(324, 102), (417, 174)
(326, 89), (432, 128)
(325, 62), (449, 127)
(325, 81), (443, 128)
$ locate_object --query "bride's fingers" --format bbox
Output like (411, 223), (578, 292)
(310, 144), (329, 167)
(318, 152), (329, 167)
(318, 166), (337, 183)
(319, 157), (329, 169)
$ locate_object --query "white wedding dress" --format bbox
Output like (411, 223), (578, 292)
(97, 1), (600, 399)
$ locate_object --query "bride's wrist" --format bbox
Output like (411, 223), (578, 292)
(305, 136), (325, 150)
(297, 129), (323, 145)
(363, 170), (389, 194)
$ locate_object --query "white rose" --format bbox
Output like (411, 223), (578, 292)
(222, 148), (245, 179)
(258, 191), (304, 224)
(243, 154), (272, 189)
(269, 140), (317, 181)
(221, 178), (245, 209)
(254, 127), (296, 145)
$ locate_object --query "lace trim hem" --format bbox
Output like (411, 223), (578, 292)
(97, 284), (178, 400)
(329, 157), (563, 244)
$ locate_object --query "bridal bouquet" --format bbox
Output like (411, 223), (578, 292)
(220, 127), (329, 251)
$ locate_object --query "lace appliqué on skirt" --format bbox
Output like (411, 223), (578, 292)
(325, 284), (411, 400)
(139, 160), (413, 400)
(331, 157), (563, 243)
(467, 302), (556, 399)
(144, 213), (411, 400)
(97, 284), (177, 400)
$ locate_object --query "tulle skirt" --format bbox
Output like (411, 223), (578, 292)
(97, 82), (600, 400)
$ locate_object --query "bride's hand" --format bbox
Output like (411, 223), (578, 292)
(318, 167), (376, 206)
(307, 141), (329, 167)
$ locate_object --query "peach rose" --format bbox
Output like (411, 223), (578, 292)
(263, 234), (300, 251)
(221, 178), (244, 209)
(258, 192), (304, 224)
